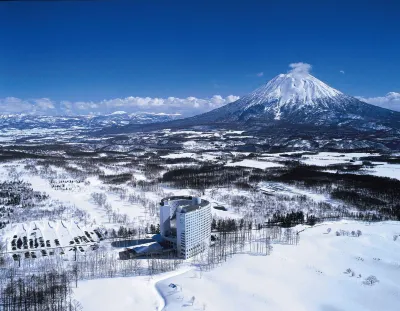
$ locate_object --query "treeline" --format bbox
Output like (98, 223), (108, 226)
(360, 155), (400, 164)
(210, 196), (392, 231)
(211, 218), (246, 232)
(212, 213), (316, 231)
(69, 251), (183, 280)
(0, 271), (80, 311)
(161, 165), (254, 189)
(268, 211), (316, 227)
(99, 173), (132, 184)
(275, 166), (400, 220)
(164, 157), (197, 164)
(197, 222), (300, 273)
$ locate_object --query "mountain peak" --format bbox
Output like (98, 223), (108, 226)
(175, 64), (400, 132)
(243, 73), (343, 117)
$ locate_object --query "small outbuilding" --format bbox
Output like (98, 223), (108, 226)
(119, 241), (163, 260)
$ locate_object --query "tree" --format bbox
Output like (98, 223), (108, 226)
(69, 299), (83, 311)
(211, 218), (217, 231)
(344, 268), (352, 274)
(363, 275), (379, 286)
(72, 263), (79, 288)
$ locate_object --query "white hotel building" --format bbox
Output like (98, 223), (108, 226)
(160, 196), (212, 259)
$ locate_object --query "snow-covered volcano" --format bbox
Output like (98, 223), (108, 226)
(103, 65), (400, 152)
(187, 70), (400, 129)
(239, 72), (343, 120)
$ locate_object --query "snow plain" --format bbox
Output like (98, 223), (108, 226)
(226, 159), (284, 169)
(300, 153), (364, 166)
(365, 162), (400, 180)
(260, 151), (400, 180)
(75, 221), (400, 311)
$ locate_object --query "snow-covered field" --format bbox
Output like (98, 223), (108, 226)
(74, 276), (159, 311)
(74, 221), (400, 311)
(260, 151), (400, 180)
(0, 162), (154, 226)
(299, 152), (376, 166)
(258, 181), (337, 204)
(226, 159), (283, 169)
(365, 162), (400, 180)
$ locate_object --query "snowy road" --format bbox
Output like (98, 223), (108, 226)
(154, 266), (194, 311)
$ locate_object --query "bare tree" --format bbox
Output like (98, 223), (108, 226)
(363, 275), (379, 286)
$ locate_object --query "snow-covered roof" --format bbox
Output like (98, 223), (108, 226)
(161, 196), (209, 214)
(130, 242), (162, 254)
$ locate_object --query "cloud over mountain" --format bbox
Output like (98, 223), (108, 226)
(0, 95), (240, 116)
(357, 92), (400, 111)
(288, 62), (312, 78)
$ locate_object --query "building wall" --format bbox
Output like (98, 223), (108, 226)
(160, 205), (171, 236)
(177, 205), (212, 259)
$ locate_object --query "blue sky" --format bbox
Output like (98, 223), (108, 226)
(0, 0), (399, 115)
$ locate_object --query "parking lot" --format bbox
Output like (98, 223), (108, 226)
(6, 220), (104, 261)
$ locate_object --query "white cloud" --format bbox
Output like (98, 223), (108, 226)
(98, 95), (240, 116)
(33, 98), (55, 112)
(256, 72), (264, 77)
(288, 62), (312, 77)
(0, 95), (240, 116)
(357, 92), (400, 111)
(340, 70), (345, 74)
(0, 97), (55, 114)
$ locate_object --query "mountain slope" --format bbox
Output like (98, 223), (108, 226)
(187, 73), (400, 130)
(96, 71), (400, 151)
